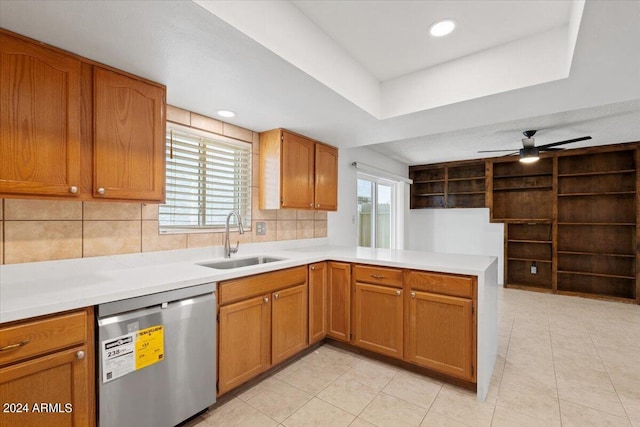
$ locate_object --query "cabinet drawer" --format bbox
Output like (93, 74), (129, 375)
(0, 309), (88, 366)
(219, 266), (307, 305)
(405, 270), (474, 299)
(353, 265), (402, 288)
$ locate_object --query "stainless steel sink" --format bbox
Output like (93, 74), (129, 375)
(198, 256), (286, 270)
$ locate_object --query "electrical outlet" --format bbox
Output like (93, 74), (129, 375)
(256, 222), (266, 235)
(530, 263), (537, 275)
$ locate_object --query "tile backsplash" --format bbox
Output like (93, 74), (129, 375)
(0, 106), (328, 265)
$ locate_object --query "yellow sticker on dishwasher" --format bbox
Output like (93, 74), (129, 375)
(135, 325), (164, 370)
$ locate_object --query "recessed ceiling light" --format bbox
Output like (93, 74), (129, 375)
(217, 110), (235, 118)
(429, 19), (456, 37)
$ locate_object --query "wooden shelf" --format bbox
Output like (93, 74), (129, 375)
(508, 239), (552, 244)
(557, 250), (635, 258)
(494, 218), (552, 222)
(448, 191), (485, 195)
(505, 282), (552, 290)
(413, 179), (445, 184)
(415, 193), (445, 197)
(558, 169), (636, 177)
(508, 257), (552, 263)
(558, 191), (635, 197)
(557, 222), (635, 226)
(494, 172), (552, 179)
(448, 176), (484, 182)
(493, 186), (552, 192)
(558, 270), (635, 280)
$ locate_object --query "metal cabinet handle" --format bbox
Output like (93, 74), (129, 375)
(274, 293), (279, 300)
(97, 187), (106, 195)
(370, 274), (384, 279)
(395, 290), (401, 296)
(76, 350), (85, 360)
(410, 292), (416, 298)
(69, 186), (78, 194)
(263, 297), (269, 303)
(0, 339), (30, 352)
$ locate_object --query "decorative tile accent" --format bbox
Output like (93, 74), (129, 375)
(4, 199), (82, 220)
(142, 221), (187, 252)
(4, 221), (82, 263)
(83, 221), (141, 257)
(84, 202), (141, 220)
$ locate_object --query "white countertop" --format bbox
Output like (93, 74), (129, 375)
(0, 242), (496, 324)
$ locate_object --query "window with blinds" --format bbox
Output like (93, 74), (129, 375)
(159, 125), (252, 232)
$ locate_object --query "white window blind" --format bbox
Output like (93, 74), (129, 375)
(159, 125), (251, 232)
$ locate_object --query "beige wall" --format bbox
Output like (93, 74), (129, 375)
(0, 106), (327, 265)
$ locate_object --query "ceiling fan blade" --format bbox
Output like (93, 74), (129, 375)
(536, 136), (592, 150)
(540, 147), (565, 151)
(477, 148), (520, 153)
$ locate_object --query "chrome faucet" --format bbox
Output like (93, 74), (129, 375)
(224, 211), (245, 258)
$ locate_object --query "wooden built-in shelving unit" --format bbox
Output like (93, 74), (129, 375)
(409, 142), (639, 304)
(409, 160), (485, 209)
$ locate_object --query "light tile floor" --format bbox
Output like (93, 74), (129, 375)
(189, 288), (640, 426)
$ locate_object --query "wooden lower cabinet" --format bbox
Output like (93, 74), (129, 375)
(0, 308), (94, 427)
(218, 295), (271, 395)
(353, 283), (403, 358)
(217, 266), (308, 395)
(308, 262), (328, 345)
(272, 284), (308, 365)
(406, 291), (474, 381)
(327, 262), (351, 342)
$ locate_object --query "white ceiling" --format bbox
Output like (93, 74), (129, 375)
(292, 0), (573, 81)
(0, 0), (638, 166)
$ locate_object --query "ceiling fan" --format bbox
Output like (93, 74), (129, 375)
(478, 130), (592, 163)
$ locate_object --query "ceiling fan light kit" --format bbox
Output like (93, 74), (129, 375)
(478, 129), (592, 164)
(519, 147), (540, 163)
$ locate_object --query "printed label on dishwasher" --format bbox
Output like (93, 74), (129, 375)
(135, 325), (164, 370)
(101, 333), (135, 383)
(101, 325), (165, 383)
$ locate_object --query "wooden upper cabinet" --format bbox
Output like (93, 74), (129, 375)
(259, 128), (338, 211)
(281, 131), (315, 209)
(0, 31), (82, 197)
(314, 143), (338, 210)
(93, 67), (165, 202)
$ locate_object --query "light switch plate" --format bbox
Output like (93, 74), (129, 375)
(256, 222), (266, 235)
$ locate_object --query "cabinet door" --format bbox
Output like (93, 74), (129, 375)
(353, 283), (403, 359)
(281, 131), (314, 209)
(314, 143), (338, 211)
(272, 284), (308, 365)
(94, 67), (165, 202)
(327, 262), (351, 342)
(308, 262), (328, 345)
(218, 295), (271, 394)
(0, 32), (81, 197)
(407, 291), (474, 381)
(0, 346), (92, 427)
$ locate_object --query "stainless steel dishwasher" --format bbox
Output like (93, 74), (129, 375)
(97, 283), (216, 427)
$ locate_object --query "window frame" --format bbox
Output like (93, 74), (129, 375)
(159, 123), (252, 234)
(357, 172), (398, 249)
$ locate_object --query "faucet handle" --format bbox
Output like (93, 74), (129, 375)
(230, 241), (240, 254)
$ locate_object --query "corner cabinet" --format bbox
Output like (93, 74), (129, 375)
(0, 31), (82, 197)
(0, 28), (166, 203)
(0, 308), (95, 427)
(93, 68), (165, 202)
(259, 128), (338, 211)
